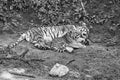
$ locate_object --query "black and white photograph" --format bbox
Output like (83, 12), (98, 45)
(0, 0), (120, 80)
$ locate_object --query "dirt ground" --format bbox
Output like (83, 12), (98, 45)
(0, 32), (120, 80)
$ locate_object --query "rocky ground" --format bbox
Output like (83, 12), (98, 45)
(0, 0), (120, 80)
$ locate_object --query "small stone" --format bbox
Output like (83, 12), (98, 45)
(65, 47), (74, 52)
(49, 63), (69, 77)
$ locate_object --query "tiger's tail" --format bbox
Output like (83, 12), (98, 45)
(8, 33), (27, 48)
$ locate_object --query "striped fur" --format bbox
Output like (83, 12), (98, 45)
(8, 22), (89, 50)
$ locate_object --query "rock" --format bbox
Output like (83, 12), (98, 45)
(49, 63), (69, 77)
(0, 71), (14, 80)
(65, 47), (74, 52)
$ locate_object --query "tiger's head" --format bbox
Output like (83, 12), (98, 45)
(69, 21), (89, 45)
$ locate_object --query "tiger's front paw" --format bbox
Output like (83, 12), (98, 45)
(69, 42), (86, 48)
(57, 49), (65, 53)
(52, 47), (65, 53)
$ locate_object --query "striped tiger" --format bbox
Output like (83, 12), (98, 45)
(8, 21), (89, 51)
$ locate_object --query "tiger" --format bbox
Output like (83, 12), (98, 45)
(8, 21), (89, 51)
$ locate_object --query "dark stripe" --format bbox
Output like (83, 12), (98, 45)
(28, 30), (33, 42)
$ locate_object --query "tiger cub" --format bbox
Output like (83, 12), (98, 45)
(8, 21), (89, 51)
